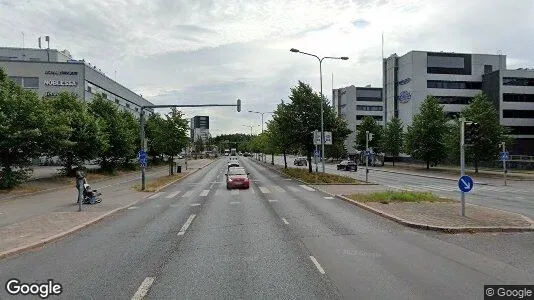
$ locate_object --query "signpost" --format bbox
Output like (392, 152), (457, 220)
(314, 148), (319, 173)
(458, 175), (474, 193)
(500, 142), (508, 186)
(365, 131), (374, 183)
(459, 118), (478, 216)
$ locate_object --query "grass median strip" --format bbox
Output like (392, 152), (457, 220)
(282, 168), (360, 184)
(132, 173), (186, 192)
(346, 191), (454, 204)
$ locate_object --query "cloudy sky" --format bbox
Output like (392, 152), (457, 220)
(2, 0), (533, 136)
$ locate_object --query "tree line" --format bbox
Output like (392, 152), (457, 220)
(0, 68), (189, 189)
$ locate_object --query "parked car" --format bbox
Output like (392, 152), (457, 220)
(294, 157), (307, 166)
(337, 160), (358, 171)
(225, 167), (250, 189)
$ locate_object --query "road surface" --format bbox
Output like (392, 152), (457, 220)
(1, 157), (532, 299)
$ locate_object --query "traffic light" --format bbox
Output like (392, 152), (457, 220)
(465, 122), (481, 145)
(236, 99), (241, 112)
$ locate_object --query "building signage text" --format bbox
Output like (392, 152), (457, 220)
(396, 90), (411, 103)
(45, 92), (79, 97)
(45, 71), (78, 75)
(397, 78), (411, 85)
(44, 80), (77, 86)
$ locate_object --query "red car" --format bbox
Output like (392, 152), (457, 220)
(225, 167), (250, 189)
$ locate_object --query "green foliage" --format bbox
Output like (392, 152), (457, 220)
(211, 133), (252, 153)
(381, 117), (404, 165)
(405, 96), (448, 169)
(282, 167), (360, 184)
(348, 191), (449, 203)
(44, 92), (107, 175)
(0, 68), (66, 188)
(89, 94), (139, 173)
(355, 116), (383, 152)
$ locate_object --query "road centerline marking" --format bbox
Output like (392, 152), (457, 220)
(309, 256), (326, 274)
(165, 191), (181, 198)
(230, 201), (241, 204)
(268, 199), (278, 202)
(199, 190), (210, 197)
(190, 203), (201, 206)
(131, 277), (155, 300)
(177, 214), (196, 236)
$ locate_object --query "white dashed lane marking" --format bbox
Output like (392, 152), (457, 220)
(165, 191), (181, 198)
(230, 201), (241, 204)
(299, 185), (315, 192)
(127, 206), (138, 210)
(268, 199), (278, 202)
(230, 190), (239, 195)
(259, 187), (271, 193)
(309, 256), (326, 274)
(288, 186), (300, 192)
(148, 192), (165, 199)
(324, 196), (334, 199)
(182, 190), (194, 198)
(177, 214), (196, 236)
(199, 190), (210, 197)
(271, 185), (285, 192)
(190, 203), (201, 207)
(131, 277), (155, 300)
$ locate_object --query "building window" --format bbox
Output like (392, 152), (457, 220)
(427, 52), (471, 75)
(507, 126), (534, 135)
(503, 110), (534, 118)
(8, 76), (38, 89)
(8, 76), (23, 85)
(115, 99), (120, 104)
(427, 80), (482, 89)
(87, 86), (92, 93)
(503, 93), (534, 103)
(503, 77), (534, 86)
(434, 96), (473, 105)
(125, 103), (130, 109)
(357, 97), (382, 102)
(356, 105), (383, 111)
(484, 65), (493, 74)
(135, 107), (139, 112)
(357, 115), (383, 121)
(102, 93), (107, 99)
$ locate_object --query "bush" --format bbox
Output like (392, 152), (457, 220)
(282, 168), (359, 184)
(347, 191), (451, 203)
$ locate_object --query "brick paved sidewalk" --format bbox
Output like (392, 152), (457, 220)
(0, 159), (215, 258)
(311, 184), (534, 232)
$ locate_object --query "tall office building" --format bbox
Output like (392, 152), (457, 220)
(0, 46), (154, 117)
(383, 50), (534, 154)
(190, 116), (210, 142)
(332, 85), (383, 154)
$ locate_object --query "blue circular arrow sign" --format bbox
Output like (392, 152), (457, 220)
(458, 175), (474, 193)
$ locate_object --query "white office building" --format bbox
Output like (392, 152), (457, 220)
(383, 50), (534, 155)
(332, 86), (384, 154)
(190, 116), (211, 142)
(0, 46), (154, 117)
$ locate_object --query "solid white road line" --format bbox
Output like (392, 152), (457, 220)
(324, 196), (334, 199)
(131, 277), (155, 300)
(272, 185), (285, 192)
(149, 192), (165, 199)
(268, 199), (278, 202)
(199, 189), (210, 196)
(177, 214), (196, 236)
(299, 185), (315, 191)
(165, 191), (181, 198)
(309, 256), (326, 274)
(282, 218), (289, 225)
(182, 190), (194, 197)
(230, 189), (239, 195)
(284, 178), (292, 181)
(259, 186), (271, 193)
(127, 206), (138, 210)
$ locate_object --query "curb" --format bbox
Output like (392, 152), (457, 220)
(252, 158), (534, 234)
(0, 160), (216, 260)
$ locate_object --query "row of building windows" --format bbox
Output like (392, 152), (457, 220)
(503, 110), (534, 119)
(507, 126), (534, 135)
(356, 105), (383, 111)
(434, 96), (472, 105)
(427, 80), (482, 89)
(503, 93), (534, 103)
(503, 77), (534, 86)
(8, 76), (39, 89)
(87, 82), (140, 112)
(356, 115), (383, 121)
(357, 97), (382, 102)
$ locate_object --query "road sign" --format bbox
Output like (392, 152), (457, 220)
(314, 149), (320, 157)
(500, 151), (509, 161)
(313, 131), (321, 145)
(138, 150), (147, 160)
(324, 131), (332, 145)
(458, 175), (474, 193)
(313, 131), (332, 145)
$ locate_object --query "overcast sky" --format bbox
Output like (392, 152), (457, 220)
(2, 0), (533, 136)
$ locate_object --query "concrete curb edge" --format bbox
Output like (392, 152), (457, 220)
(0, 159), (217, 260)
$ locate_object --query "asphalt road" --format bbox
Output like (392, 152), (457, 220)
(1, 157), (533, 299)
(272, 155), (534, 219)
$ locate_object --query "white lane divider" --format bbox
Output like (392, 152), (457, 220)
(230, 190), (239, 195)
(127, 206), (138, 210)
(309, 256), (326, 274)
(299, 185), (315, 192)
(324, 196), (334, 199)
(282, 218), (289, 225)
(182, 190), (194, 198)
(166, 191), (181, 198)
(177, 214), (196, 236)
(131, 277), (155, 300)
(148, 192), (165, 199)
(190, 203), (201, 207)
(268, 199), (278, 202)
(230, 201), (241, 204)
(199, 190), (210, 197)
(271, 185), (285, 192)
(259, 186), (271, 193)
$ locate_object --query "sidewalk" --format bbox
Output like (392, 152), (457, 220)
(0, 159), (215, 258)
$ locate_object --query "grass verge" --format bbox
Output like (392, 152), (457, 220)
(346, 191), (453, 204)
(132, 173), (186, 192)
(282, 167), (360, 184)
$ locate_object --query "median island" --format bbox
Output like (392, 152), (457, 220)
(133, 173), (186, 192)
(282, 167), (362, 184)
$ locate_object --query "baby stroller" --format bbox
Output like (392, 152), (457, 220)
(80, 180), (102, 205)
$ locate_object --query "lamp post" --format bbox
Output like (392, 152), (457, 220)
(248, 111), (274, 133)
(242, 124), (260, 136)
(290, 48), (348, 173)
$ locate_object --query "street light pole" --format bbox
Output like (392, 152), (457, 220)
(290, 48), (349, 173)
(248, 111), (274, 134)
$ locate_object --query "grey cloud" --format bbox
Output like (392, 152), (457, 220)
(173, 24), (215, 35)
(352, 19), (370, 28)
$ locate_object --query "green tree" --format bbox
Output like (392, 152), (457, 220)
(44, 91), (106, 176)
(89, 94), (138, 173)
(267, 100), (296, 168)
(0, 69), (68, 188)
(355, 116), (383, 152)
(405, 96), (448, 169)
(381, 117), (404, 166)
(446, 93), (511, 173)
(145, 113), (166, 163)
(283, 81), (350, 172)
(194, 137), (205, 155)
